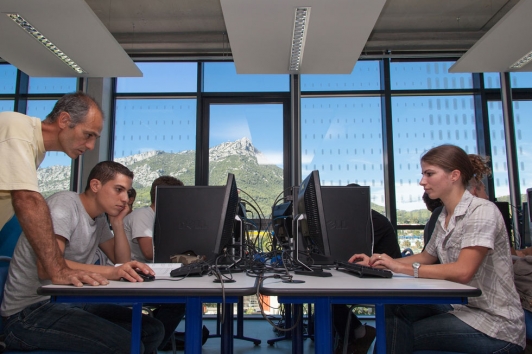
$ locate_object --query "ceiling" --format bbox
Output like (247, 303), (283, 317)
(0, 0), (529, 75)
(83, 0), (520, 58)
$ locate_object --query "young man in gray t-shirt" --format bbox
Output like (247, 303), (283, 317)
(0, 161), (164, 353)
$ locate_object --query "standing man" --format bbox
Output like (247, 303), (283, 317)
(0, 92), (106, 286)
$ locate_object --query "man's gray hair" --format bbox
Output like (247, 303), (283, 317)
(45, 92), (103, 127)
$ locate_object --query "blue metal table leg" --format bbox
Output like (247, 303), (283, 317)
(185, 297), (203, 354)
(292, 304), (304, 354)
(375, 303), (386, 354)
(221, 302), (234, 354)
(131, 303), (143, 354)
(313, 297), (332, 354)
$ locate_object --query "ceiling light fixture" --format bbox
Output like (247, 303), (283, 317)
(509, 50), (532, 69)
(6, 13), (87, 74)
(289, 7), (311, 72)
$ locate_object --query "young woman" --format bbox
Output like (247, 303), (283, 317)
(350, 144), (525, 354)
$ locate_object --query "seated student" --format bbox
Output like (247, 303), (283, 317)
(332, 184), (402, 354)
(0, 161), (164, 354)
(127, 187), (137, 214)
(124, 175), (190, 351)
(350, 145), (525, 353)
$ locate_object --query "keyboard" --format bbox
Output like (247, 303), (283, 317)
(336, 261), (393, 278)
(170, 262), (211, 277)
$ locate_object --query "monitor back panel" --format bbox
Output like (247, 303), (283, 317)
(153, 186), (226, 263)
(321, 186), (373, 262)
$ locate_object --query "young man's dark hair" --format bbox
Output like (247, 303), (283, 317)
(150, 176), (184, 203)
(85, 161), (134, 191)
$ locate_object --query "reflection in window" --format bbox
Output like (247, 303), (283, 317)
(510, 72), (532, 89)
(203, 62), (289, 92)
(27, 100), (72, 198)
(301, 97), (385, 209)
(0, 64), (17, 94)
(28, 78), (77, 94)
(514, 101), (532, 199)
(484, 73), (501, 89)
(486, 101), (510, 200)
(391, 62), (472, 90)
(208, 104), (284, 215)
(113, 99), (197, 207)
(0, 100), (14, 111)
(392, 96), (476, 220)
(301, 61), (380, 91)
(117, 62), (198, 93)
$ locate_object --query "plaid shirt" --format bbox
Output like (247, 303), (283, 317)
(426, 190), (525, 348)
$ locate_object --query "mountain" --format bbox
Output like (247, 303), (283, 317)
(37, 137), (284, 215)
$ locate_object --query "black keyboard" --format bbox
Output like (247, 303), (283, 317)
(336, 261), (393, 278)
(170, 263), (210, 277)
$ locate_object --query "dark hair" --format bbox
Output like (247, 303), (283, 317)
(468, 154), (492, 184)
(420, 144), (474, 187)
(85, 161), (134, 191)
(422, 192), (443, 212)
(150, 176), (184, 203)
(128, 188), (137, 199)
(45, 92), (103, 127)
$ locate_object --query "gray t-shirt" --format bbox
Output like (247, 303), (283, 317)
(124, 206), (154, 263)
(0, 191), (113, 317)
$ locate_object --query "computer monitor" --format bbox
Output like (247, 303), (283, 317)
(296, 170), (333, 266)
(153, 173), (239, 264)
(528, 188), (532, 221)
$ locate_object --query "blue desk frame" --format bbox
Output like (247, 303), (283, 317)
(39, 273), (257, 354)
(261, 270), (481, 354)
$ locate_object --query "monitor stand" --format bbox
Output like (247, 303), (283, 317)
(294, 268), (332, 277)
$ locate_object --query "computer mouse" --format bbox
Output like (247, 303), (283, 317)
(135, 270), (155, 282)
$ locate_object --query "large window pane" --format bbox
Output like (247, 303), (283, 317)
(510, 72), (532, 89)
(27, 100), (72, 198)
(113, 98), (197, 207)
(486, 101), (510, 199)
(392, 96), (476, 221)
(0, 64), (17, 94)
(203, 63), (289, 92)
(117, 62), (198, 93)
(28, 78), (77, 94)
(301, 97), (385, 210)
(391, 61), (473, 90)
(208, 103), (284, 215)
(301, 61), (380, 91)
(514, 101), (532, 199)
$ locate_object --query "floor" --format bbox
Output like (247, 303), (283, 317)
(159, 317), (376, 353)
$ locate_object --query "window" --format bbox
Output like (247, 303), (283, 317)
(113, 98), (197, 207)
(301, 60), (380, 91)
(486, 101), (510, 199)
(0, 64), (17, 94)
(391, 61), (472, 90)
(392, 95), (476, 221)
(514, 101), (532, 199)
(116, 62), (198, 93)
(301, 97), (385, 207)
(28, 77), (77, 94)
(203, 62), (289, 92)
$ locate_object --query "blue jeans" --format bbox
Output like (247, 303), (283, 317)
(4, 301), (164, 354)
(385, 304), (523, 354)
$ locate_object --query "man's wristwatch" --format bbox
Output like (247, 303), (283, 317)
(412, 262), (421, 278)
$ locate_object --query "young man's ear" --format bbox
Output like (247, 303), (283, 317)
(89, 179), (102, 193)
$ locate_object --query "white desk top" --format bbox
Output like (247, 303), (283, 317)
(38, 271), (258, 297)
(260, 269), (481, 298)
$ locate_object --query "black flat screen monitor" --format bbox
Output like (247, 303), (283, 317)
(296, 170), (332, 265)
(153, 173), (239, 264)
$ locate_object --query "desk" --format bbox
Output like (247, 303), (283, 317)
(260, 269), (481, 354)
(38, 272), (257, 354)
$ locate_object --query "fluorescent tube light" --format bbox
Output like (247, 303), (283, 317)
(509, 50), (532, 69)
(6, 13), (87, 74)
(289, 7), (311, 72)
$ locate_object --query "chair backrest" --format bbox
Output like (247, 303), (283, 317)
(0, 256), (11, 333)
(0, 216), (22, 258)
